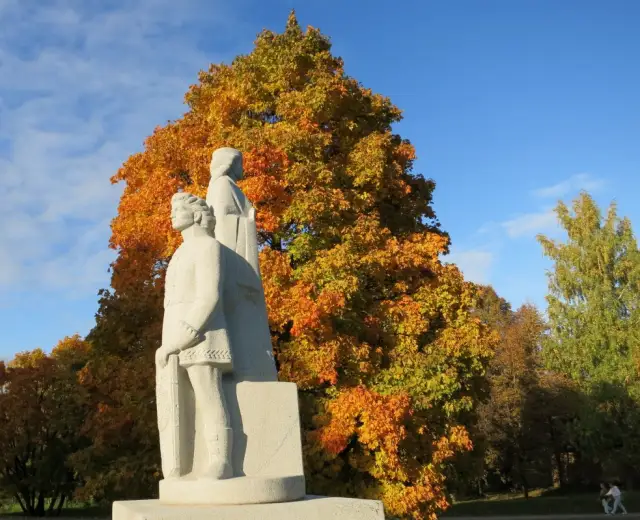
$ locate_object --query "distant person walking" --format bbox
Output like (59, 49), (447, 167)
(606, 483), (628, 515)
(600, 483), (612, 514)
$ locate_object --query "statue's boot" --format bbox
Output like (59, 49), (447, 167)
(200, 427), (233, 480)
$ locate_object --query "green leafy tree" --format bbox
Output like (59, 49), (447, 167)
(538, 191), (640, 390)
(538, 191), (640, 485)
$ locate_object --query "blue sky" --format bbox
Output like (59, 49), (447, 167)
(1, 0), (639, 359)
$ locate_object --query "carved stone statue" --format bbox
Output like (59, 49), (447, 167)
(155, 151), (305, 504)
(156, 192), (233, 480)
(115, 147), (385, 518)
(207, 147), (277, 382)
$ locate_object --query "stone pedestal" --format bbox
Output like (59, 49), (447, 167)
(159, 475), (305, 506)
(223, 381), (304, 479)
(113, 496), (385, 520)
(160, 381), (305, 505)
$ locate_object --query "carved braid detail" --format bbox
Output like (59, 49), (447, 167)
(179, 348), (232, 363)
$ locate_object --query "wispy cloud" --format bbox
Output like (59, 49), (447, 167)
(499, 173), (604, 239)
(501, 208), (558, 239)
(0, 0), (233, 294)
(532, 173), (604, 199)
(446, 248), (494, 285)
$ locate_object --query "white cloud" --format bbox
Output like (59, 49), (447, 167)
(532, 173), (604, 199)
(0, 0), (233, 294)
(501, 208), (558, 239)
(446, 249), (494, 285)
(496, 173), (603, 240)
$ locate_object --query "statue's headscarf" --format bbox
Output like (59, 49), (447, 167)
(210, 147), (243, 182)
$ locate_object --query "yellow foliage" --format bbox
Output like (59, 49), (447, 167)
(92, 12), (496, 518)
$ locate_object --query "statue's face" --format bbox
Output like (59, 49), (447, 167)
(171, 200), (194, 232)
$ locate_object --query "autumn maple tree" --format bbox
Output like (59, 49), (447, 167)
(81, 13), (495, 518)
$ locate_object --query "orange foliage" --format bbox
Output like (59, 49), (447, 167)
(85, 12), (495, 518)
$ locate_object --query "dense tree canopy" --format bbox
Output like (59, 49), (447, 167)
(81, 13), (496, 519)
(478, 303), (564, 496)
(0, 342), (89, 516)
(538, 192), (640, 486)
(538, 191), (640, 391)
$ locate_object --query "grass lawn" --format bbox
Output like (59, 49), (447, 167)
(0, 501), (110, 518)
(442, 488), (639, 517)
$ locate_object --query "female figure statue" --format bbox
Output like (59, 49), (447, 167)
(206, 148), (278, 382)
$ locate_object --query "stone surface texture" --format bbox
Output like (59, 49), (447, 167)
(113, 496), (385, 520)
(159, 475), (305, 506)
(159, 381), (305, 504)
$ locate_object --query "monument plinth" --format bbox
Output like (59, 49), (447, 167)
(113, 148), (384, 519)
(114, 496), (384, 520)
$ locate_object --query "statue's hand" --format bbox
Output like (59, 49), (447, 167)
(155, 346), (176, 370)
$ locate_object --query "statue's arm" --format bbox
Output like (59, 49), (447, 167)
(176, 242), (223, 349)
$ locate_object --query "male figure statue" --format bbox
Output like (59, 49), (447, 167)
(155, 192), (233, 481)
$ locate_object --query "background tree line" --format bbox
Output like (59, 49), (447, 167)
(0, 14), (639, 520)
(447, 192), (640, 500)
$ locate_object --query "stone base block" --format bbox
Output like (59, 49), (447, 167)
(113, 496), (385, 520)
(179, 381), (304, 483)
(159, 474), (305, 505)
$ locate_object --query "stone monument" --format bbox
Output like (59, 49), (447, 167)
(113, 148), (385, 520)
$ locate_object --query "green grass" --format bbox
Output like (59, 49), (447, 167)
(0, 500), (110, 518)
(442, 488), (639, 517)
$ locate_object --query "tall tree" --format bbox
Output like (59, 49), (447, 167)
(478, 304), (550, 497)
(538, 191), (640, 390)
(538, 191), (640, 484)
(83, 13), (496, 518)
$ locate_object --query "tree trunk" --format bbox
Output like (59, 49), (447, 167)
(48, 492), (63, 516)
(35, 492), (46, 516)
(26, 489), (36, 516)
(14, 492), (27, 514)
(55, 494), (67, 517)
(554, 450), (565, 488)
(518, 455), (530, 499)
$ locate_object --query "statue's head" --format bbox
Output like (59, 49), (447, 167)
(210, 147), (243, 182)
(171, 192), (215, 233)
